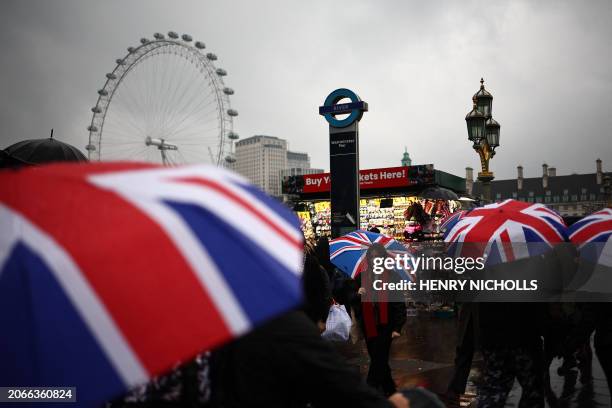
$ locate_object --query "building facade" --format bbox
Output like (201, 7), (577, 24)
(469, 159), (611, 217)
(234, 135), (287, 197)
(287, 151), (310, 171)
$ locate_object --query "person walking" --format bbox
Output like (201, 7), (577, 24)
(476, 302), (546, 408)
(354, 244), (407, 397)
(446, 303), (478, 400)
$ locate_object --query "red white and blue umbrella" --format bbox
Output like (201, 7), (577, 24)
(568, 208), (612, 267)
(329, 230), (414, 280)
(440, 210), (467, 232)
(444, 199), (567, 265)
(0, 162), (304, 406)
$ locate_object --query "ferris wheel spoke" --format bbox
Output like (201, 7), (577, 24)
(105, 111), (145, 136)
(166, 109), (217, 140)
(113, 89), (147, 133)
(171, 128), (221, 143)
(159, 59), (217, 134)
(170, 123), (221, 141)
(167, 92), (219, 131)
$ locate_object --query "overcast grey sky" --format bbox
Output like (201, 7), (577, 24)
(1, 0), (610, 179)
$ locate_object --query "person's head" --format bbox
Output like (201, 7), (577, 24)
(365, 243), (387, 272)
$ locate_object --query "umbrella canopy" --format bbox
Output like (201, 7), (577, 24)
(329, 230), (413, 279)
(568, 208), (612, 267)
(444, 199), (567, 265)
(419, 186), (459, 200)
(0, 162), (303, 406)
(439, 210), (467, 232)
(1, 137), (87, 166)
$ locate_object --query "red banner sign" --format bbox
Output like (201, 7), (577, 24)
(302, 166), (427, 193)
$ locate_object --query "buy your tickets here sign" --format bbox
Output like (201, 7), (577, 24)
(302, 166), (424, 193)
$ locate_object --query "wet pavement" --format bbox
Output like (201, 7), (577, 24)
(336, 310), (611, 407)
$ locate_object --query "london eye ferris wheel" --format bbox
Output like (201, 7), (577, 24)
(86, 32), (239, 166)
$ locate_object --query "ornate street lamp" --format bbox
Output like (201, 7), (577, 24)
(465, 78), (501, 202)
(474, 78), (493, 118)
(485, 117), (500, 150)
(465, 96), (486, 144)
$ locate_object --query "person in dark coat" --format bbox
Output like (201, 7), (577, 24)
(301, 246), (332, 328)
(476, 302), (546, 408)
(209, 310), (411, 408)
(446, 303), (478, 399)
(563, 302), (612, 406)
(314, 236), (335, 281)
(353, 244), (407, 397)
(314, 236), (357, 316)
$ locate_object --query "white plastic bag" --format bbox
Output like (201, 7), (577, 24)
(321, 304), (352, 342)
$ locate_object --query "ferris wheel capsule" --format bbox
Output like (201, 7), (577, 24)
(140, 38), (150, 44)
(195, 41), (206, 49)
(223, 87), (234, 95)
(116, 58), (125, 65)
(106, 73), (117, 80)
(127, 46), (135, 53)
(227, 131), (239, 140)
(225, 155), (236, 164)
(227, 109), (238, 117)
(153, 32), (165, 40)
(181, 34), (192, 42)
(216, 68), (227, 76)
(87, 125), (98, 132)
(98, 89), (108, 96)
(168, 31), (179, 39)
(206, 53), (217, 61)
(85, 144), (96, 151)
(91, 106), (102, 113)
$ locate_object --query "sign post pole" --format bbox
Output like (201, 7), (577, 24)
(319, 89), (368, 238)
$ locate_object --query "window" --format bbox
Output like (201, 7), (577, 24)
(590, 193), (596, 201)
(571, 195), (578, 201)
(536, 196), (543, 203)
(546, 190), (551, 196)
(529, 191), (534, 197)
(545, 196), (551, 203)
(496, 193), (502, 200)
(553, 196), (560, 203)
(582, 188), (588, 194)
(563, 189), (569, 195)
(512, 192), (517, 198)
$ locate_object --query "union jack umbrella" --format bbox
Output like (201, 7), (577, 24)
(329, 230), (414, 279)
(444, 199), (567, 265)
(440, 210), (467, 232)
(0, 162), (304, 406)
(568, 208), (612, 267)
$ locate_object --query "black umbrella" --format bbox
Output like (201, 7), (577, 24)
(1, 135), (87, 168)
(419, 186), (459, 200)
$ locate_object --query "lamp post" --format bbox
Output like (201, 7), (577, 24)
(465, 78), (500, 202)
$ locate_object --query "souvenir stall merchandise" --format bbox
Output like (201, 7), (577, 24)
(297, 210), (315, 242)
(296, 197), (461, 241)
(296, 202), (332, 239)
